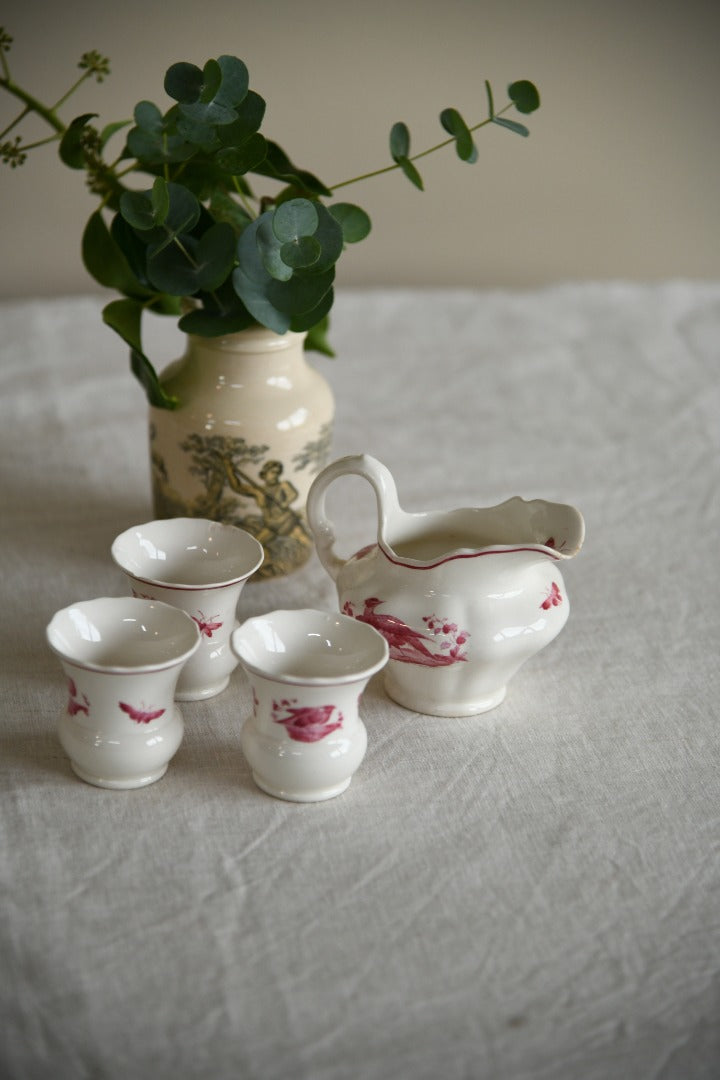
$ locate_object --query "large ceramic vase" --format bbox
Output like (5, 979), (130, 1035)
(149, 326), (334, 579)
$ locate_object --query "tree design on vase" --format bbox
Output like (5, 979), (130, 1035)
(150, 430), (320, 578)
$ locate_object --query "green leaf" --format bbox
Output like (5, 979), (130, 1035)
(508, 79), (540, 114)
(304, 203), (344, 273)
(267, 268), (334, 317)
(215, 133), (267, 174)
(492, 116), (530, 137)
(439, 108), (477, 162)
(216, 91), (266, 145)
(397, 155), (423, 190)
(120, 189), (160, 231)
(328, 203), (371, 243)
(196, 222), (236, 290)
(208, 191), (253, 233)
(144, 183), (201, 256)
(82, 211), (149, 295)
(290, 286), (334, 333)
(59, 113), (97, 168)
(151, 176), (170, 225)
(389, 121), (410, 161)
(164, 61), (205, 104)
(102, 299), (178, 409)
(256, 215), (294, 282)
(179, 302), (254, 336)
(99, 119), (131, 150)
(390, 123), (423, 189)
(147, 239), (200, 295)
(253, 140), (331, 197)
(133, 100), (163, 132)
(199, 59), (222, 103)
(272, 198), (319, 243)
(216, 55), (250, 108)
(280, 236), (321, 270)
(485, 80), (495, 119)
(304, 314), (335, 357)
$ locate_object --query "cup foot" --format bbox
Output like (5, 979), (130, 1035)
(251, 771), (352, 803)
(175, 675), (231, 701)
(70, 762), (169, 789)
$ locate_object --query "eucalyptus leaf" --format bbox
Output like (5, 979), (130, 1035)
(82, 211), (149, 295)
(289, 286), (334, 332)
(304, 314), (335, 357)
(199, 59), (222, 104)
(164, 61), (204, 104)
(397, 155), (423, 190)
(254, 140), (332, 197)
(120, 189), (160, 231)
(196, 222), (237, 290)
(328, 203), (371, 244)
(508, 79), (540, 114)
(59, 113), (97, 169)
(99, 119), (131, 149)
(280, 236), (321, 270)
(272, 198), (319, 243)
(216, 55), (250, 108)
(102, 298), (178, 409)
(389, 121), (410, 161)
(216, 90), (265, 143)
(439, 108), (477, 162)
(256, 215), (294, 282)
(215, 133), (267, 175)
(492, 116), (530, 137)
(267, 267), (334, 316)
(151, 176), (170, 225)
(147, 236), (200, 294)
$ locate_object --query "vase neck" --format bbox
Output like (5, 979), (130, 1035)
(186, 327), (307, 360)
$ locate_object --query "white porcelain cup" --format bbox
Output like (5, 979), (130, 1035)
(46, 596), (201, 789)
(111, 517), (264, 700)
(231, 609), (389, 802)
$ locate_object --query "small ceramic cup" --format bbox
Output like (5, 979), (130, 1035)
(46, 596), (201, 789)
(231, 609), (389, 802)
(111, 517), (264, 700)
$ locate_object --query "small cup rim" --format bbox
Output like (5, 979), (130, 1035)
(111, 517), (265, 591)
(46, 596), (201, 674)
(231, 608), (389, 686)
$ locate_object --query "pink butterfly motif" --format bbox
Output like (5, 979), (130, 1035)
(192, 610), (223, 638)
(119, 701), (166, 724)
(541, 582), (563, 611)
(67, 678), (89, 716)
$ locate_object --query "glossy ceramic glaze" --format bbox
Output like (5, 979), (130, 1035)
(307, 454), (585, 717)
(111, 518), (264, 700)
(149, 326), (335, 579)
(46, 596), (201, 788)
(231, 608), (388, 802)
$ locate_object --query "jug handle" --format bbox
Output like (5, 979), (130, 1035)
(307, 454), (399, 582)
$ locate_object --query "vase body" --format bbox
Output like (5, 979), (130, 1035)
(149, 327), (334, 579)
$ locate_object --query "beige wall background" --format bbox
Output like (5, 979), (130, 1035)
(1, 0), (718, 298)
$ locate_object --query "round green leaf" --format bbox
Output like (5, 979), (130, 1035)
(280, 236), (322, 270)
(508, 80), (540, 114)
(216, 55), (250, 108)
(272, 198), (319, 243)
(120, 190), (158, 231)
(439, 108), (477, 163)
(164, 61), (204, 103)
(196, 222), (237, 290)
(328, 203), (371, 244)
(134, 100), (162, 133)
(200, 59), (222, 104)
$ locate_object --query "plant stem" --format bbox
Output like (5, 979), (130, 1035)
(328, 102), (514, 193)
(0, 76), (65, 135)
(51, 70), (91, 112)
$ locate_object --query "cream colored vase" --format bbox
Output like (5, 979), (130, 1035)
(149, 327), (334, 579)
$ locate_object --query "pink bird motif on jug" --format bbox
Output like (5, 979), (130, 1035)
(192, 610), (223, 638)
(342, 598), (470, 667)
(540, 582), (563, 611)
(119, 701), (166, 724)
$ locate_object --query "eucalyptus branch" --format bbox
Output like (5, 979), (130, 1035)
(329, 102), (515, 193)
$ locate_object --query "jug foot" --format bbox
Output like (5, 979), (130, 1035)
(251, 771), (352, 803)
(70, 761), (169, 789)
(385, 679), (507, 717)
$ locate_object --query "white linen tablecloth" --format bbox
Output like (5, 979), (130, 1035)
(1, 284), (718, 1080)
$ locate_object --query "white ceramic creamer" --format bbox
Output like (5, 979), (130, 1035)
(307, 454), (585, 717)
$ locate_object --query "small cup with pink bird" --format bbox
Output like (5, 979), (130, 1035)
(231, 608), (388, 802)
